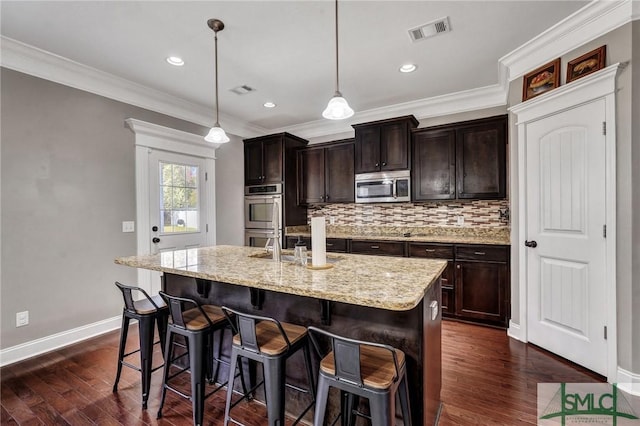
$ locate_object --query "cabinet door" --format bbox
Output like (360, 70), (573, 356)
(244, 141), (264, 185)
(325, 143), (355, 203)
(456, 120), (506, 199)
(297, 148), (325, 204)
(262, 137), (283, 183)
(350, 240), (405, 256)
(380, 122), (409, 170)
(412, 130), (456, 201)
(355, 126), (381, 173)
(455, 261), (507, 326)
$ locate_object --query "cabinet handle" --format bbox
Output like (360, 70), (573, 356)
(375, 163), (379, 168)
(325, 194), (330, 200)
(474, 252), (486, 256)
(320, 196), (325, 201)
(457, 265), (461, 269)
(382, 161), (387, 166)
(326, 243), (334, 247)
(371, 245), (380, 249)
(425, 249), (436, 252)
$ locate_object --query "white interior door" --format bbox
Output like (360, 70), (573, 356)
(525, 99), (608, 376)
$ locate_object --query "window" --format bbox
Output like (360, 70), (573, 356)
(159, 162), (200, 234)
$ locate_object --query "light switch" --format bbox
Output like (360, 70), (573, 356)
(122, 221), (135, 233)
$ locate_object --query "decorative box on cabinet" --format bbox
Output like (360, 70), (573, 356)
(297, 139), (354, 205)
(352, 116), (418, 174)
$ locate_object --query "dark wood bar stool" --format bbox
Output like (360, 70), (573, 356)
(113, 281), (169, 409)
(308, 326), (412, 426)
(221, 306), (316, 426)
(157, 293), (244, 426)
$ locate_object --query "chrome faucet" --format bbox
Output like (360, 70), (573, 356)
(264, 199), (282, 262)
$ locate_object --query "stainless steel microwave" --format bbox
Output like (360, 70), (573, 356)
(355, 170), (411, 203)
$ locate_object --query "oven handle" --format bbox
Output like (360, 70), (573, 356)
(393, 179), (397, 199)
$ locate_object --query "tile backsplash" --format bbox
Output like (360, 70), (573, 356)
(308, 200), (510, 228)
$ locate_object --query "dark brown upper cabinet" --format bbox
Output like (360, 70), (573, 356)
(297, 140), (354, 204)
(456, 118), (507, 199)
(411, 115), (507, 201)
(412, 129), (456, 201)
(353, 116), (418, 174)
(244, 133), (307, 186)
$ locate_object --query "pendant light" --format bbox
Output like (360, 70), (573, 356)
(204, 18), (230, 143)
(322, 0), (354, 120)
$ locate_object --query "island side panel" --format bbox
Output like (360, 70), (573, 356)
(163, 273), (441, 425)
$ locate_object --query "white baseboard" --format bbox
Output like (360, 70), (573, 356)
(507, 320), (525, 342)
(618, 367), (640, 397)
(0, 316), (122, 367)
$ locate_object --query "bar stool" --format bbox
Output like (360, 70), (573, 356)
(113, 281), (169, 409)
(221, 306), (316, 426)
(157, 293), (243, 426)
(308, 326), (412, 426)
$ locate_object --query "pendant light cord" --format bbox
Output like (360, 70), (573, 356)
(334, 0), (340, 94)
(214, 31), (220, 125)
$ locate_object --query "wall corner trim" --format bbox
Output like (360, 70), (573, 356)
(0, 316), (121, 367)
(617, 367), (640, 397)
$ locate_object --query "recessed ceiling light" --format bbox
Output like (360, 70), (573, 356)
(399, 64), (417, 73)
(263, 102), (277, 108)
(166, 56), (184, 67)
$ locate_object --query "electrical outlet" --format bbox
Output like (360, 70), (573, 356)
(329, 216), (336, 225)
(16, 311), (29, 327)
(122, 221), (135, 233)
(457, 216), (465, 226)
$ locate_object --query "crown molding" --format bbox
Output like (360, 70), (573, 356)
(0, 36), (266, 139)
(500, 0), (635, 81)
(274, 83), (507, 140)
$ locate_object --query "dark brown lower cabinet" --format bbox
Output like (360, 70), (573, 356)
(350, 240), (405, 257)
(408, 243), (455, 316)
(454, 245), (509, 327)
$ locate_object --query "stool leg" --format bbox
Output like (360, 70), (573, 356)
(113, 313), (129, 393)
(370, 391), (394, 426)
(156, 312), (168, 359)
(157, 331), (175, 419)
(342, 393), (359, 426)
(263, 357), (286, 426)
(313, 375), (330, 426)
(302, 343), (316, 401)
(223, 348), (239, 426)
(189, 332), (206, 426)
(398, 373), (412, 426)
(139, 315), (155, 409)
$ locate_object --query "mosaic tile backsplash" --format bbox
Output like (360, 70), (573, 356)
(308, 200), (510, 228)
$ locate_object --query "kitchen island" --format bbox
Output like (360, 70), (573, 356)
(115, 245), (446, 425)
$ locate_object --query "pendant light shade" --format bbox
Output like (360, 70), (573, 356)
(323, 0), (353, 120)
(205, 18), (230, 144)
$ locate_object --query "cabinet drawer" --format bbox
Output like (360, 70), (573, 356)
(325, 238), (348, 253)
(408, 243), (454, 260)
(286, 237), (347, 253)
(455, 245), (508, 262)
(350, 240), (405, 257)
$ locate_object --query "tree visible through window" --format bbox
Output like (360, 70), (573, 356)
(160, 162), (199, 233)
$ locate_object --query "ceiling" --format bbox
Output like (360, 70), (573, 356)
(1, 1), (588, 135)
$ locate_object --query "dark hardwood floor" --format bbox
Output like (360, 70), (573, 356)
(1, 320), (604, 425)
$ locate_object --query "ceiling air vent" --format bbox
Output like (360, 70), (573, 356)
(408, 17), (451, 42)
(230, 85), (256, 95)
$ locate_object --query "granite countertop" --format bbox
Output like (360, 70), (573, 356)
(115, 245), (446, 311)
(285, 225), (511, 245)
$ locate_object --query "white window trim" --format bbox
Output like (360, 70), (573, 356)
(125, 118), (219, 294)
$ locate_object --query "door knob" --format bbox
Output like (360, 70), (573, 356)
(152, 237), (161, 244)
(152, 226), (158, 232)
(524, 240), (537, 248)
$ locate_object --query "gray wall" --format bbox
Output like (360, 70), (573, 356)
(0, 68), (210, 349)
(507, 23), (638, 372)
(632, 20), (640, 373)
(214, 135), (245, 246)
